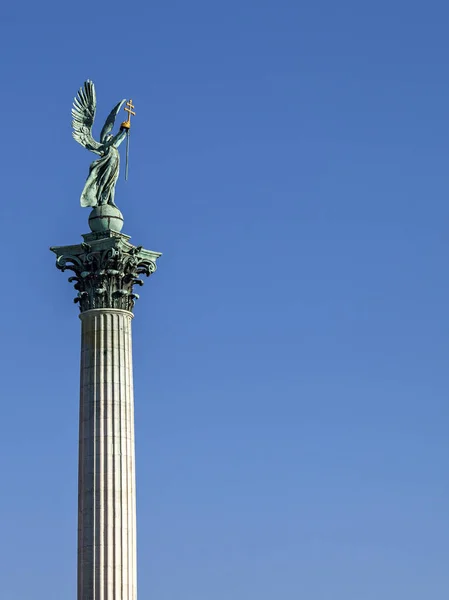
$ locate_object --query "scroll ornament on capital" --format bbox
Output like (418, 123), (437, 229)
(53, 241), (157, 313)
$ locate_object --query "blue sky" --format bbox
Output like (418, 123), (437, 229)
(0, 1), (448, 598)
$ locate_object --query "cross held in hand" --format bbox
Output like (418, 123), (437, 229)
(121, 100), (136, 130)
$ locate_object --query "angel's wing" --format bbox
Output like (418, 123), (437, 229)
(100, 99), (126, 143)
(72, 80), (102, 154)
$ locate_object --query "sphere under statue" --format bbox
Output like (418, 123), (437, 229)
(88, 205), (124, 233)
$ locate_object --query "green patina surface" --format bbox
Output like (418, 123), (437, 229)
(72, 80), (128, 212)
(50, 231), (161, 313)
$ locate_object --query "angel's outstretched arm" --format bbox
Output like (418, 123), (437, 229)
(111, 127), (127, 148)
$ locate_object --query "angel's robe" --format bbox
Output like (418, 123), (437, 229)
(80, 131), (126, 207)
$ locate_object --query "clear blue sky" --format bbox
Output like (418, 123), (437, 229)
(0, 1), (448, 598)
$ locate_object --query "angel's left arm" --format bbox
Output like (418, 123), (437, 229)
(111, 128), (127, 148)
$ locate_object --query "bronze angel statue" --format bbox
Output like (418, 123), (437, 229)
(72, 80), (130, 208)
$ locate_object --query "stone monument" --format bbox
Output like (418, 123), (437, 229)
(50, 81), (161, 600)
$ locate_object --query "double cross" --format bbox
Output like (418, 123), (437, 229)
(121, 99), (136, 130)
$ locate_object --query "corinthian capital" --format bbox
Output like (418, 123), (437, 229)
(50, 231), (161, 313)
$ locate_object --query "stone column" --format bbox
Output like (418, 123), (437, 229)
(51, 226), (161, 600)
(78, 308), (136, 599)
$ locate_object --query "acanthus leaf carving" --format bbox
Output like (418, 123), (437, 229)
(51, 237), (158, 313)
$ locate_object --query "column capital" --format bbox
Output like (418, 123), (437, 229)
(50, 230), (162, 313)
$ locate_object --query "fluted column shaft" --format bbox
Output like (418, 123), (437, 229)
(78, 308), (137, 600)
